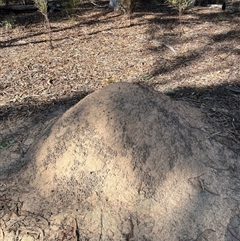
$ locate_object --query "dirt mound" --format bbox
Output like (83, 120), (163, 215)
(2, 83), (240, 240)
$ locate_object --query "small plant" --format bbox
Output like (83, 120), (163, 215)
(166, 0), (195, 23)
(218, 12), (229, 21)
(102, 78), (117, 86)
(63, 0), (82, 15)
(34, 0), (53, 48)
(34, 0), (48, 15)
(0, 140), (15, 149)
(1, 14), (16, 30)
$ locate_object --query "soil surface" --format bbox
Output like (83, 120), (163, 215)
(0, 1), (240, 240)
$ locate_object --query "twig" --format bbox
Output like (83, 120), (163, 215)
(226, 86), (240, 93)
(136, 37), (177, 55)
(72, 218), (79, 241)
(99, 209), (103, 241)
(195, 229), (216, 241)
(137, 181), (142, 195)
(198, 177), (205, 191)
(188, 173), (206, 184)
(227, 226), (240, 241)
(188, 174), (220, 196)
(221, 222), (240, 241)
(161, 42), (177, 55)
(208, 131), (222, 138)
(203, 185), (220, 196)
(151, 40), (177, 55)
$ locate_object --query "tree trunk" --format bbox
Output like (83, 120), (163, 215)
(109, 0), (119, 10)
(121, 0), (133, 13)
(44, 13), (53, 49)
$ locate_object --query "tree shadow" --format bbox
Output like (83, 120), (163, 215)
(0, 90), (90, 177)
(192, 8), (240, 23)
(1, 3), (156, 48)
(142, 4), (239, 84)
(137, 4), (240, 152)
(225, 211), (240, 240)
(148, 81), (240, 152)
(212, 29), (240, 42)
(0, 0), (183, 48)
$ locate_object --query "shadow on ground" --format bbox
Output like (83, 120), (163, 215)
(163, 81), (240, 151)
(0, 1), (184, 48)
(0, 90), (89, 176)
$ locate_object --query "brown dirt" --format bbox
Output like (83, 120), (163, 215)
(0, 1), (240, 240)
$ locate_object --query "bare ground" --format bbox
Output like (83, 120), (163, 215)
(0, 1), (240, 240)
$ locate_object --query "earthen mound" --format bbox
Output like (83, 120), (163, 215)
(16, 83), (239, 240)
